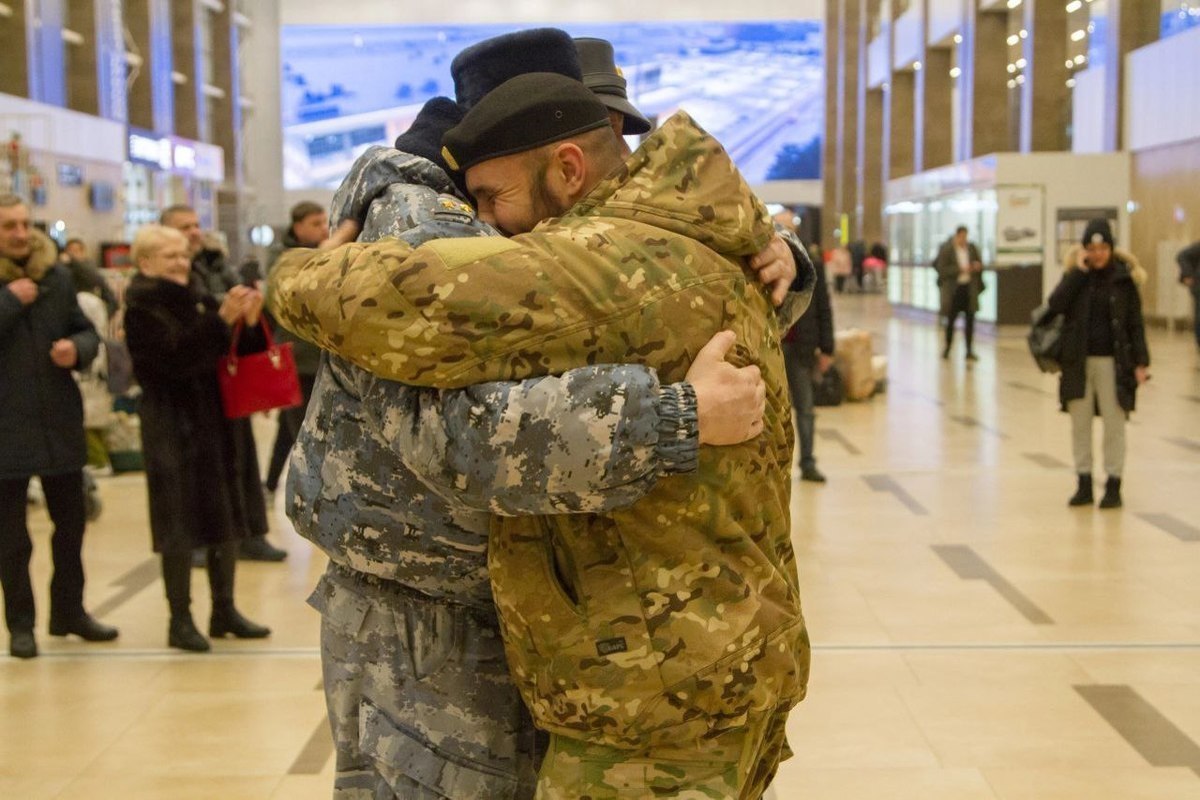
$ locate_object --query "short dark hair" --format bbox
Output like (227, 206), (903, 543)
(955, 225), (968, 235)
(289, 201), (325, 225)
(66, 237), (84, 248)
(159, 204), (195, 224)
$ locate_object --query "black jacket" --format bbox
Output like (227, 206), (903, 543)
(0, 232), (99, 479)
(1047, 249), (1150, 414)
(123, 273), (267, 551)
(1178, 240), (1200, 284)
(783, 251), (834, 365)
(191, 246), (240, 301)
(934, 238), (984, 316)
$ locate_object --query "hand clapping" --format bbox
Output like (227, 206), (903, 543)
(218, 285), (265, 326)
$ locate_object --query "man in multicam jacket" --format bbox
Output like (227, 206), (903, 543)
(289, 92), (781, 799)
(272, 74), (809, 799)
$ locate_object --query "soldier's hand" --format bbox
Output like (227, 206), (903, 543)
(747, 235), (796, 308)
(687, 330), (766, 446)
(6, 278), (38, 306)
(320, 219), (361, 249)
(50, 339), (78, 369)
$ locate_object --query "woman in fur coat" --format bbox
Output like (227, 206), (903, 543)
(123, 225), (271, 651)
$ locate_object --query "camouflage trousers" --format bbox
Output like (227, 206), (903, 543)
(535, 704), (793, 799)
(309, 563), (542, 799)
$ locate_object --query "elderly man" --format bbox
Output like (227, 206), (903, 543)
(0, 194), (118, 658)
(272, 73), (809, 799)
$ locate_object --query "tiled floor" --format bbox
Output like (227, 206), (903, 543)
(4, 294), (1199, 799)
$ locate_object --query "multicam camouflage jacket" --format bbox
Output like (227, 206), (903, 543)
(271, 112), (810, 750)
(285, 146), (700, 614)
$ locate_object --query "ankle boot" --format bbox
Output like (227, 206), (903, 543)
(1098, 477), (1123, 509)
(168, 616), (211, 652)
(209, 606), (271, 639)
(1068, 474), (1094, 506)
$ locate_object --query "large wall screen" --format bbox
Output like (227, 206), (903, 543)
(281, 21), (823, 190)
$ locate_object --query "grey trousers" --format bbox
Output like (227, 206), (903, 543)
(308, 563), (541, 799)
(1067, 356), (1126, 478)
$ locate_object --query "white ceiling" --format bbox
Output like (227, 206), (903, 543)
(281, 0), (825, 26)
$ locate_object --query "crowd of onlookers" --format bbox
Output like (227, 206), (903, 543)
(0, 193), (329, 658)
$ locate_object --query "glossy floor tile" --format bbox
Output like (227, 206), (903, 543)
(4, 294), (1199, 799)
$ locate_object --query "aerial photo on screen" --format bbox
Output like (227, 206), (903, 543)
(281, 20), (823, 189)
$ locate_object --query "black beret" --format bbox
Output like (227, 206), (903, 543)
(451, 28), (582, 111)
(574, 37), (652, 135)
(441, 72), (611, 173)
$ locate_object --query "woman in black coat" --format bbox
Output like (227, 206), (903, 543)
(124, 225), (270, 651)
(1046, 219), (1150, 510)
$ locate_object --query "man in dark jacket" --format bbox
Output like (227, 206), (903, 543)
(780, 219), (835, 483)
(1177, 239), (1200, 351)
(934, 225), (984, 361)
(261, 201), (326, 503)
(0, 194), (118, 659)
(160, 205), (240, 301)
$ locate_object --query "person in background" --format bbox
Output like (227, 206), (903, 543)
(829, 244), (852, 293)
(160, 205), (240, 301)
(123, 225), (272, 651)
(0, 194), (118, 659)
(863, 241), (888, 291)
(1177, 239), (1200, 352)
(1048, 219), (1150, 510)
(63, 237), (118, 316)
(778, 212), (835, 483)
(935, 225), (984, 361)
(261, 201), (327, 506)
(161, 204), (287, 562)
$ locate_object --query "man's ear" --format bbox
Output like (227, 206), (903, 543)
(548, 142), (588, 202)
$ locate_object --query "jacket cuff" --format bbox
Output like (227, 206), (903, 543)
(655, 382), (699, 475)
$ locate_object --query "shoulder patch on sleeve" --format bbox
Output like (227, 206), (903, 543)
(423, 236), (521, 269)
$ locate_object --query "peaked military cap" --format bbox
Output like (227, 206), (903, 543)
(451, 28), (582, 111)
(574, 37), (652, 135)
(441, 72), (611, 173)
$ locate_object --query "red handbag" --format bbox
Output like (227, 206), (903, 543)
(217, 317), (303, 419)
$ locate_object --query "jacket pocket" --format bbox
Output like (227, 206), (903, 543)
(307, 576), (370, 638)
(489, 515), (662, 747)
(359, 698), (518, 800)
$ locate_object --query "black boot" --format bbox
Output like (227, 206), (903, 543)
(238, 535), (287, 562)
(1068, 474), (1094, 507)
(168, 616), (211, 652)
(208, 542), (270, 639)
(49, 612), (119, 641)
(209, 605), (271, 639)
(9, 630), (37, 659)
(1098, 477), (1123, 509)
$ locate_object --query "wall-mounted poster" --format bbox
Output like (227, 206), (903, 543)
(281, 21), (823, 190)
(995, 185), (1043, 265)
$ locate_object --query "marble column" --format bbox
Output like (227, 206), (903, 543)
(1019, 0), (1069, 152)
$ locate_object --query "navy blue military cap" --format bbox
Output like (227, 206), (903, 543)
(574, 37), (652, 135)
(451, 28), (582, 111)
